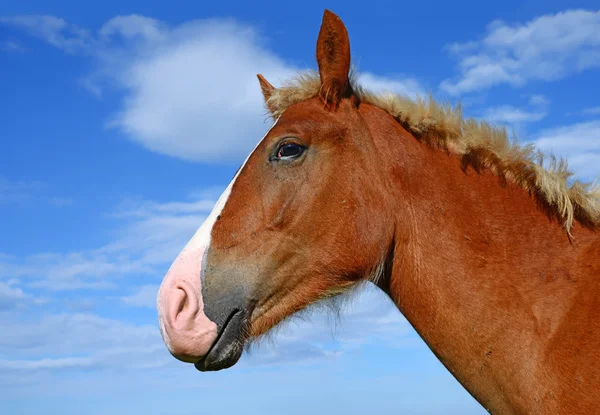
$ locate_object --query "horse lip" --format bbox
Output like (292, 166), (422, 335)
(194, 309), (246, 372)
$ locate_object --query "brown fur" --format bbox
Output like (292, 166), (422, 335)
(188, 10), (600, 415)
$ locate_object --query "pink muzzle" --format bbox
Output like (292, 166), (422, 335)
(157, 245), (218, 363)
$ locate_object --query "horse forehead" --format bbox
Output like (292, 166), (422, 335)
(274, 98), (348, 126)
(266, 113), (349, 147)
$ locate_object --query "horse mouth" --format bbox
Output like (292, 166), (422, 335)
(194, 309), (246, 372)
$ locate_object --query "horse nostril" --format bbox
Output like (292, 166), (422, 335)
(175, 287), (188, 318)
(169, 282), (199, 326)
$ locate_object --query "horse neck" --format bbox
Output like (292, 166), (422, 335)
(361, 103), (599, 413)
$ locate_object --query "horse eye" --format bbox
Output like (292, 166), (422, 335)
(276, 142), (305, 159)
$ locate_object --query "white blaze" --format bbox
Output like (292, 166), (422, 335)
(156, 118), (280, 360)
(184, 117), (280, 257)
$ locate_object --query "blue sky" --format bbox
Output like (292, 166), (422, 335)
(1, 1), (599, 414)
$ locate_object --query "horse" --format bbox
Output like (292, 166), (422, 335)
(157, 10), (600, 414)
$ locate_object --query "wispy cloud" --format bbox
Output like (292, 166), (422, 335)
(483, 105), (546, 124)
(533, 120), (600, 180)
(0, 177), (43, 204)
(0, 177), (73, 207)
(0, 15), (93, 53)
(48, 197), (73, 207)
(357, 72), (423, 98)
(0, 283), (412, 375)
(243, 284), (416, 368)
(441, 10), (600, 95)
(582, 106), (600, 116)
(121, 284), (159, 308)
(113, 197), (216, 218)
(0, 194), (216, 291)
(527, 94), (550, 107)
(480, 93), (549, 125)
(0, 357), (95, 371)
(1, 38), (26, 52)
(0, 281), (28, 311)
(0, 311), (167, 374)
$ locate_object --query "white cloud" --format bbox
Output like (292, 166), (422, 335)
(480, 92), (549, 125)
(98, 15), (166, 41)
(483, 105), (546, 123)
(358, 72), (423, 98)
(2, 14), (424, 163)
(121, 284), (159, 308)
(102, 19), (297, 163)
(0, 281), (28, 310)
(441, 10), (600, 95)
(528, 94), (550, 107)
(0, 312), (160, 356)
(0, 311), (171, 377)
(533, 120), (600, 180)
(1, 252), (146, 291)
(113, 197), (216, 218)
(0, 357), (94, 371)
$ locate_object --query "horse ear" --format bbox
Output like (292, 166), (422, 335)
(256, 74), (276, 114)
(316, 10), (353, 110)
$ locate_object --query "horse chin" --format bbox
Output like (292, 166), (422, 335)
(194, 309), (246, 372)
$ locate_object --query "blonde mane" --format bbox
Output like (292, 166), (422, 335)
(265, 71), (600, 234)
